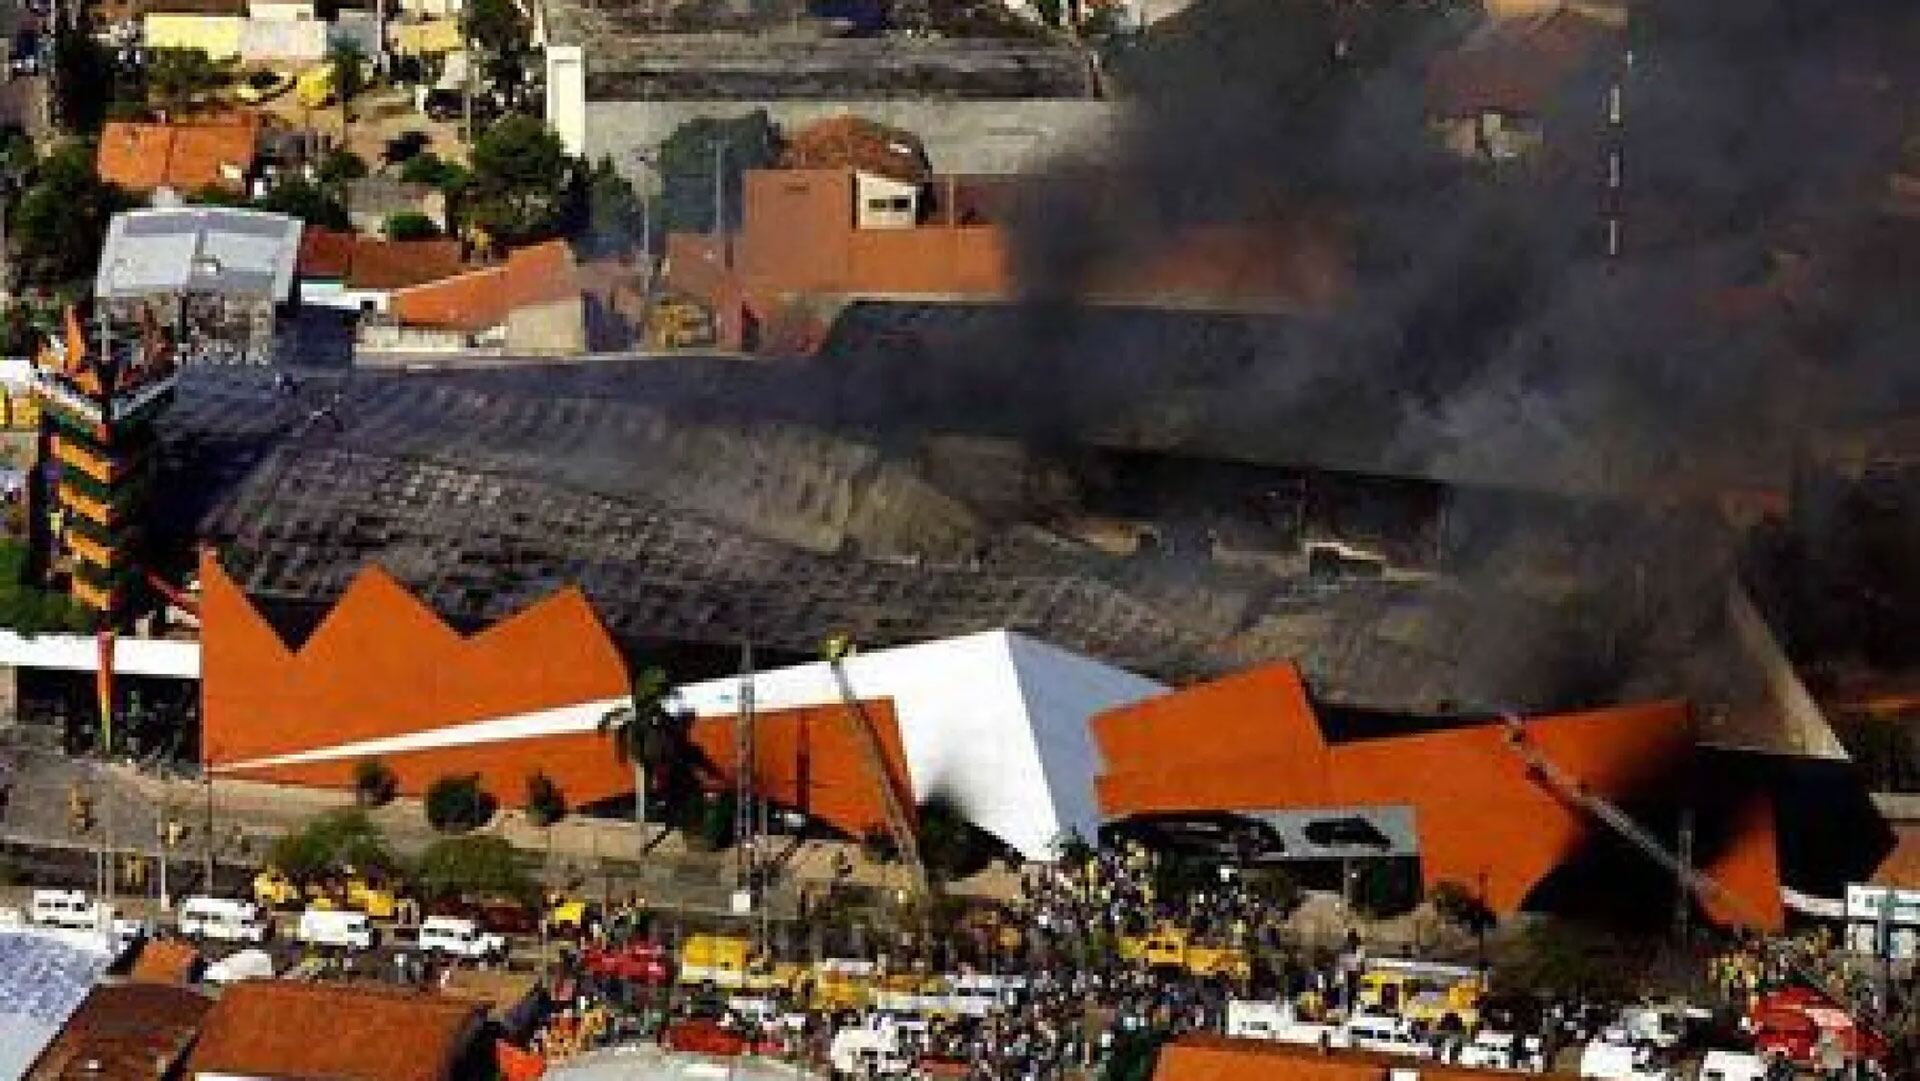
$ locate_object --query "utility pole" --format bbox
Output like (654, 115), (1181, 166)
(1673, 808), (1694, 942)
(711, 139), (727, 252)
(202, 759), (214, 894)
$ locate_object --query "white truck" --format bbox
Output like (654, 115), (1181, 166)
(178, 897), (271, 943)
(1696, 1051), (1765, 1081)
(296, 908), (376, 950)
(1225, 1000), (1345, 1048)
(830, 1025), (912, 1076)
(1579, 1037), (1676, 1081)
(31, 889), (109, 931)
(416, 915), (505, 960)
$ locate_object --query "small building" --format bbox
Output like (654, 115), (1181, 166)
(185, 981), (488, 1081)
(95, 207), (303, 365)
(297, 228), (466, 314)
(380, 240), (586, 354)
(96, 115), (262, 199)
(142, 0), (249, 60)
(26, 983), (212, 1080)
(344, 176), (449, 236)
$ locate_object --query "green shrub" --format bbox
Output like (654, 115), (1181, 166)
(353, 758), (397, 808)
(425, 773), (495, 833)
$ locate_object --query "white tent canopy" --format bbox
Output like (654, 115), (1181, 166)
(675, 629), (1165, 860)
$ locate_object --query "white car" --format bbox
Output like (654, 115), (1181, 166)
(296, 908), (376, 950)
(1697, 1051), (1766, 1081)
(1343, 1012), (1435, 1059)
(1579, 1037), (1675, 1081)
(32, 889), (107, 931)
(178, 896), (270, 943)
(1458, 1030), (1547, 1072)
(416, 915), (505, 960)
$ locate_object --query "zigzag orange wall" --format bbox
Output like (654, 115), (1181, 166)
(201, 553), (915, 836)
(1093, 663), (1784, 929)
(200, 553), (633, 768)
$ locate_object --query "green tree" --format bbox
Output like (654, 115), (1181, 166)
(251, 176), (350, 229)
(51, 23), (114, 135)
(268, 809), (396, 882)
(353, 758), (398, 808)
(525, 769), (566, 827)
(581, 156), (645, 255)
(656, 110), (780, 235)
(316, 147), (368, 188)
(461, 0), (531, 108)
(12, 141), (126, 288)
(1492, 918), (1645, 1001)
(145, 48), (229, 115)
(1033, 0), (1063, 28)
(425, 773), (496, 833)
(466, 115), (570, 243)
(599, 665), (693, 843)
(1101, 1029), (1165, 1081)
(327, 41), (367, 126)
(416, 834), (538, 903)
(699, 789), (737, 850)
(383, 211), (440, 240)
(401, 152), (467, 190)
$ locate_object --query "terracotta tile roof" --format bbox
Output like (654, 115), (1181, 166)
(1871, 823), (1920, 888)
(298, 229), (468, 291)
(1155, 1036), (1576, 1081)
(347, 238), (466, 291)
(390, 240), (578, 331)
(128, 938), (200, 985)
(98, 116), (260, 195)
(298, 227), (356, 279)
(185, 981), (483, 1081)
(26, 983), (212, 1081)
(780, 115), (931, 183)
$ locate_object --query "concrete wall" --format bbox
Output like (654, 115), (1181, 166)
(583, 97), (1122, 178)
(505, 296), (587, 354)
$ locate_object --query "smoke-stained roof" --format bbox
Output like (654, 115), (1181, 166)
(0, 931), (112, 1080)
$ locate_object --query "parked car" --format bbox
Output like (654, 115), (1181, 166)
(32, 889), (105, 931)
(295, 908), (376, 950)
(582, 940), (674, 985)
(422, 88), (497, 123)
(236, 69), (293, 103)
(417, 915), (507, 961)
(1457, 1030), (1546, 1072)
(426, 897), (537, 935)
(177, 896), (271, 943)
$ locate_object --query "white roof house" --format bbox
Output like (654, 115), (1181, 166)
(95, 207), (302, 301)
(676, 630), (1165, 860)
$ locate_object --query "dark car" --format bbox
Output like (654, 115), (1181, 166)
(422, 88), (498, 123)
(425, 897), (538, 935)
(10, 31), (41, 77)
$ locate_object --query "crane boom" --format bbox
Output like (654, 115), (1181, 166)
(1500, 715), (1748, 924)
(827, 656), (925, 894)
(1500, 714), (1881, 1035)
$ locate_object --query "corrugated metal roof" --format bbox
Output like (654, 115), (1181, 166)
(0, 931), (112, 1080)
(96, 208), (302, 301)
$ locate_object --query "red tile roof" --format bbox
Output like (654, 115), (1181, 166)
(298, 229), (468, 291)
(389, 240), (578, 331)
(27, 984), (212, 1081)
(780, 115), (931, 183)
(185, 982), (483, 1081)
(97, 115), (261, 194)
(1155, 1036), (1576, 1081)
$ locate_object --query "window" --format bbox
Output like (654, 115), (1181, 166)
(866, 198), (891, 212)
(889, 196), (912, 211)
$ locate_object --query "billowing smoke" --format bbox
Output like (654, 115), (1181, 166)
(976, 0), (1920, 709)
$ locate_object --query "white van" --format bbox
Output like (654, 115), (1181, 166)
(296, 908), (375, 950)
(948, 972), (1026, 1017)
(1226, 1000), (1344, 1048)
(32, 889), (106, 931)
(1342, 1013), (1434, 1059)
(417, 915), (504, 960)
(178, 897), (270, 943)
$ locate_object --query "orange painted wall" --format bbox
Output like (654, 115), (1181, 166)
(1154, 1037), (1541, 1081)
(202, 552), (916, 837)
(1093, 663), (1783, 928)
(199, 552), (631, 768)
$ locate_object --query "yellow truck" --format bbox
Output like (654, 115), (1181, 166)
(1358, 958), (1484, 1030)
(545, 895), (588, 935)
(677, 934), (754, 988)
(1119, 925), (1251, 981)
(254, 868), (301, 909)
